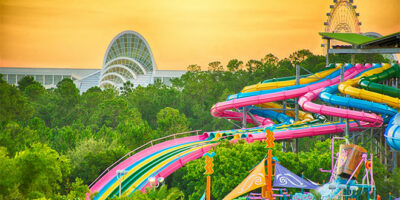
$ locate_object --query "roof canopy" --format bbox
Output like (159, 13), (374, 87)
(319, 32), (400, 47)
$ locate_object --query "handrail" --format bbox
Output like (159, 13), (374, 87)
(88, 130), (201, 188)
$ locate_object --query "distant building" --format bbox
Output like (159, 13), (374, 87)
(0, 30), (187, 92)
(0, 67), (100, 91)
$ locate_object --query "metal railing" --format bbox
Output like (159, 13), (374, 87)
(88, 130), (201, 188)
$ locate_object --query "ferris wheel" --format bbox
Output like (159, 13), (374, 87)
(324, 0), (362, 34)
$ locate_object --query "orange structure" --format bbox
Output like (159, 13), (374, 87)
(203, 152), (215, 200)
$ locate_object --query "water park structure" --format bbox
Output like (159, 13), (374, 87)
(87, 0), (400, 198)
(87, 59), (400, 199)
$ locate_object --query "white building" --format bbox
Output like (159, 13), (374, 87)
(0, 30), (187, 92)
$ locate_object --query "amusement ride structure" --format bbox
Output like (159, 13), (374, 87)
(87, 62), (400, 199)
(324, 0), (361, 34)
(86, 0), (400, 199)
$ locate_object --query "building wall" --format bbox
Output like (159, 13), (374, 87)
(0, 30), (187, 92)
(0, 67), (187, 92)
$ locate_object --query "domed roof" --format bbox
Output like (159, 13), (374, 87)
(100, 31), (156, 88)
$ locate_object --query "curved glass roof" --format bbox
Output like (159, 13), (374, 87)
(100, 31), (156, 88)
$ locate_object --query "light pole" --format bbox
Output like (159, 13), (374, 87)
(116, 170), (128, 197)
(149, 176), (165, 190)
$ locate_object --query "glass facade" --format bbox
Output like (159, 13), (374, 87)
(100, 31), (156, 89)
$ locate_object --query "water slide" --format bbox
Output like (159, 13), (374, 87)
(89, 65), (346, 199)
(89, 63), (400, 199)
(358, 64), (400, 98)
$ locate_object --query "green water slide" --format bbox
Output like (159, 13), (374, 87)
(358, 64), (400, 98)
(262, 64), (336, 83)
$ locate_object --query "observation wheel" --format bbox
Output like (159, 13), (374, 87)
(324, 0), (361, 34)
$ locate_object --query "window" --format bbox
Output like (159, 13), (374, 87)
(154, 77), (162, 83)
(17, 74), (25, 82)
(54, 75), (62, 84)
(45, 75), (53, 85)
(8, 74), (16, 85)
(62, 75), (71, 80)
(163, 77), (171, 86)
(35, 75), (43, 84)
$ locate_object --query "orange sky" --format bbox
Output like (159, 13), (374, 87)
(0, 0), (399, 70)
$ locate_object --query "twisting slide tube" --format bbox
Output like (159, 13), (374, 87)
(89, 62), (400, 200)
(298, 64), (390, 128)
(359, 64), (400, 98)
(211, 64), (366, 122)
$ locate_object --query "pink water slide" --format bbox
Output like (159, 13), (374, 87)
(211, 64), (368, 123)
(89, 64), (377, 199)
(89, 134), (208, 195)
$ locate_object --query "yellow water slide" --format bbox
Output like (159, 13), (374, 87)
(339, 63), (400, 109)
(241, 65), (341, 93)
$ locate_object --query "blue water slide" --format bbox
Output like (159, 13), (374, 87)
(385, 113), (400, 151)
(319, 85), (397, 118)
(248, 106), (294, 125)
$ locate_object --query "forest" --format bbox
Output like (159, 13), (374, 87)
(1, 50), (399, 200)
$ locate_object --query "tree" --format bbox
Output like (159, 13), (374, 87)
(0, 122), (39, 156)
(17, 75), (35, 92)
(246, 59), (263, 72)
(66, 177), (90, 199)
(0, 79), (33, 124)
(125, 83), (181, 128)
(208, 61), (223, 71)
(155, 107), (189, 137)
(15, 143), (71, 199)
(126, 185), (184, 200)
(226, 59), (243, 72)
(120, 81), (135, 95)
(49, 125), (92, 153)
(289, 49), (313, 65)
(277, 58), (294, 77)
(261, 53), (279, 66)
(187, 64), (201, 72)
(67, 138), (126, 185)
(90, 97), (130, 128)
(117, 118), (152, 150)
(24, 81), (46, 101)
(0, 147), (19, 199)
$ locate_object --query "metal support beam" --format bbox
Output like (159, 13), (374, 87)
(393, 151), (397, 171)
(328, 48), (400, 54)
(293, 65), (300, 153)
(326, 39), (330, 67)
(248, 112), (261, 126)
(339, 64), (350, 137)
(242, 107), (247, 128)
(295, 65), (300, 122)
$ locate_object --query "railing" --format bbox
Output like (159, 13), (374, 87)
(88, 130), (201, 188)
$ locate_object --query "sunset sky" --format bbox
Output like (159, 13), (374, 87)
(0, 0), (399, 70)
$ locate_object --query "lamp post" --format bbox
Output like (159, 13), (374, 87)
(116, 170), (128, 197)
(149, 176), (165, 190)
